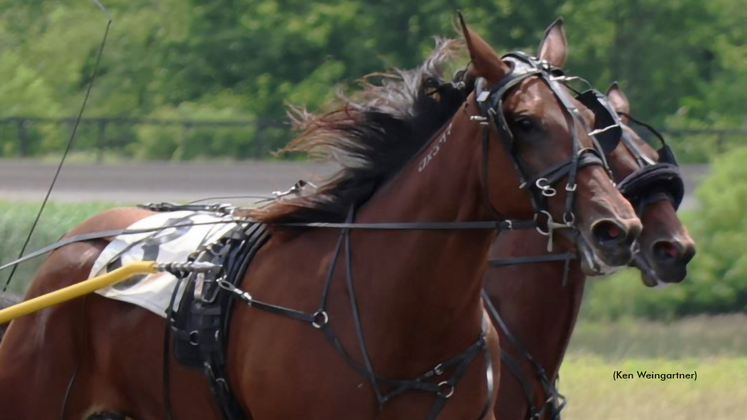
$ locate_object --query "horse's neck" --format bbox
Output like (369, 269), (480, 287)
(343, 111), (499, 367)
(486, 232), (587, 381)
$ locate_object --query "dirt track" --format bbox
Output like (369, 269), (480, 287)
(0, 159), (337, 204)
(0, 159), (706, 209)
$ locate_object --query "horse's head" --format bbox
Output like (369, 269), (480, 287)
(605, 83), (696, 286)
(459, 16), (641, 274)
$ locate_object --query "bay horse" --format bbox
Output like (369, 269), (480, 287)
(482, 21), (696, 420)
(0, 20), (640, 420)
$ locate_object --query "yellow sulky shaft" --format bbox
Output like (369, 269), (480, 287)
(0, 261), (158, 325)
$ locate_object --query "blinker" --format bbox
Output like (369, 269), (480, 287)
(575, 89), (622, 155)
(657, 144), (678, 167)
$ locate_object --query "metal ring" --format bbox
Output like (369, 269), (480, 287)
(534, 211), (552, 236)
(188, 331), (200, 346)
(312, 310), (329, 329)
(563, 211), (576, 226)
(536, 178), (557, 197)
(217, 279), (235, 292)
(565, 183), (577, 192)
(437, 381), (455, 399)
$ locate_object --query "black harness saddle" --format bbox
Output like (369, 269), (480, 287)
(163, 218), (270, 419)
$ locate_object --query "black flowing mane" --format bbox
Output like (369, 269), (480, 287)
(252, 39), (471, 224)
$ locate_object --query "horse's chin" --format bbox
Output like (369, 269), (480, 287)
(633, 253), (677, 288)
(577, 235), (625, 277)
(640, 270), (670, 288)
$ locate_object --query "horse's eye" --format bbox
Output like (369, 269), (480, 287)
(514, 117), (537, 133)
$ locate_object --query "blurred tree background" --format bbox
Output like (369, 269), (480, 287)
(0, 0), (744, 161)
(585, 148), (747, 320)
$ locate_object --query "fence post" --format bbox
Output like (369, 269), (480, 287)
(17, 119), (30, 157)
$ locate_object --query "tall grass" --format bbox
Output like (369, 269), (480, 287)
(569, 315), (747, 359)
(561, 316), (747, 418)
(560, 357), (747, 419)
(0, 201), (118, 294)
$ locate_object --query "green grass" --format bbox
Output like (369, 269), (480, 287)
(559, 356), (747, 419)
(560, 316), (747, 419)
(569, 315), (747, 359)
(0, 201), (120, 294)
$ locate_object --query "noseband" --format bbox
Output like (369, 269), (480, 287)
(614, 113), (684, 214)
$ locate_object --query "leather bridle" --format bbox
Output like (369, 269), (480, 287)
(483, 84), (685, 420)
(474, 52), (613, 240)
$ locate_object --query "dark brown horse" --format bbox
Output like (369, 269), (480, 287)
(483, 24), (695, 419)
(0, 21), (640, 420)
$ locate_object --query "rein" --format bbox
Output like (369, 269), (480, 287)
(0, 218), (538, 274)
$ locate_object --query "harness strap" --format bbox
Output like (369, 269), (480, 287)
(276, 220), (535, 231)
(0, 218), (537, 274)
(213, 205), (495, 420)
(477, 316), (495, 420)
(341, 207), (385, 406)
(500, 351), (540, 420)
(482, 289), (566, 420)
(489, 253), (576, 267)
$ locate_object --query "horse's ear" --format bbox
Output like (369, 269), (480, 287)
(538, 17), (568, 68)
(457, 12), (510, 85)
(606, 82), (630, 124)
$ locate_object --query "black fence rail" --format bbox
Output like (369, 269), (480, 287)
(0, 116), (288, 160)
(0, 116), (745, 163)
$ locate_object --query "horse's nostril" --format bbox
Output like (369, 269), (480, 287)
(652, 240), (695, 264)
(604, 224), (622, 239)
(653, 241), (679, 262)
(592, 220), (626, 245)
